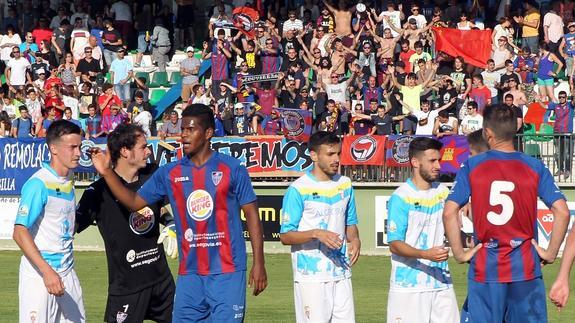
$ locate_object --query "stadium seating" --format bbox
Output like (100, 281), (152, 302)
(149, 71), (169, 88)
(170, 71), (182, 85)
(135, 71), (150, 83)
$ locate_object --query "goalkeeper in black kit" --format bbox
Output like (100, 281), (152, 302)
(76, 124), (177, 323)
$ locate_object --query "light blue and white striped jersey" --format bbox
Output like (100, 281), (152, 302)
(281, 172), (358, 282)
(387, 179), (453, 292)
(15, 163), (76, 275)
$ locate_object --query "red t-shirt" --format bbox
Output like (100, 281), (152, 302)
(45, 95), (64, 119)
(44, 77), (63, 91)
(255, 88), (277, 116)
(399, 49), (416, 73)
(98, 94), (122, 116)
(469, 86), (492, 114)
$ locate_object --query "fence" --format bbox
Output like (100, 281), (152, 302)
(73, 133), (575, 185)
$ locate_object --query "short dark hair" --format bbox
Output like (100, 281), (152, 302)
(408, 137), (443, 160)
(467, 101), (478, 110)
(472, 74), (483, 83)
(18, 105), (28, 112)
(308, 131), (340, 153)
(46, 119), (81, 147)
(134, 90), (144, 99)
(467, 129), (489, 153)
(107, 124), (146, 164)
(102, 83), (113, 92)
(483, 104), (517, 141)
(181, 103), (215, 131)
(64, 107), (72, 113)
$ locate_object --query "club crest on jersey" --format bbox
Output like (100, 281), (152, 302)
(17, 205), (29, 217)
(129, 207), (155, 235)
(212, 171), (223, 186)
(116, 311), (128, 323)
(29, 310), (37, 322)
(186, 189), (214, 221)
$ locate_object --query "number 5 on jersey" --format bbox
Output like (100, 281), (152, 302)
(487, 180), (515, 225)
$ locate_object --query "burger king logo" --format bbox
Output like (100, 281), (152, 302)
(129, 207), (155, 235)
(186, 190), (214, 221)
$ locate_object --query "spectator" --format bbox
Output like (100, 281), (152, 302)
(38, 39), (57, 67)
(0, 111), (11, 137)
(32, 18), (53, 49)
(409, 41), (432, 74)
(353, 103), (403, 135)
(374, 3), (405, 38)
(85, 103), (104, 139)
(59, 53), (76, 87)
(19, 32), (40, 64)
(86, 36), (104, 66)
(433, 110), (459, 138)
(0, 25), (21, 64)
(109, 48), (133, 105)
(537, 43), (563, 102)
(231, 102), (255, 136)
(133, 4), (153, 68)
(460, 101), (484, 135)
(51, 19), (70, 64)
(43, 84), (65, 119)
(560, 22), (575, 78)
(109, 0), (132, 48)
(514, 1), (541, 54)
(180, 46), (201, 102)
(398, 40), (416, 73)
(469, 74), (492, 114)
(76, 46), (102, 83)
(481, 59), (501, 104)
(128, 91), (153, 137)
(158, 110), (181, 139)
(101, 103), (127, 135)
(30, 52), (49, 81)
(63, 106), (81, 129)
(150, 17), (171, 72)
(11, 106), (34, 138)
(544, 1), (565, 61)
(5, 46), (32, 97)
(78, 82), (98, 117)
(49, 6), (69, 30)
(547, 90), (574, 179)
(70, 17), (91, 64)
(98, 83), (122, 117)
(102, 18), (123, 69)
(257, 34), (281, 75)
(456, 11), (475, 30)
(503, 78), (527, 107)
(492, 36), (514, 71)
(38, 106), (57, 137)
(283, 10), (304, 36)
(25, 89), (43, 124)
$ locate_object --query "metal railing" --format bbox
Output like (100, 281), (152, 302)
(73, 134), (575, 185)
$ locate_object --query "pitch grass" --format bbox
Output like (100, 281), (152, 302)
(0, 252), (573, 322)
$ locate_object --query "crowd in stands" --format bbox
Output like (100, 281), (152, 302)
(0, 0), (574, 153)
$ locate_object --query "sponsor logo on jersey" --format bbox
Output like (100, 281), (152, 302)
(350, 135), (377, 162)
(174, 176), (190, 183)
(116, 312), (128, 323)
(184, 228), (194, 242)
(126, 249), (136, 263)
(388, 220), (397, 233)
(212, 171), (223, 186)
(484, 238), (498, 249)
(30, 310), (37, 322)
(186, 190), (214, 221)
(129, 207), (155, 235)
(17, 205), (29, 217)
(510, 239), (522, 248)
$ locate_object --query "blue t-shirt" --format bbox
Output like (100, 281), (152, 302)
(11, 117), (33, 138)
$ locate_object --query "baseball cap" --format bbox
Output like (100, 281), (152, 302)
(186, 46), (194, 52)
(569, 22), (575, 28)
(408, 18), (417, 25)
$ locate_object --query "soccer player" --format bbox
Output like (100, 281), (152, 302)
(76, 124), (175, 322)
(13, 120), (85, 322)
(89, 103), (267, 322)
(386, 137), (460, 323)
(444, 104), (571, 322)
(280, 131), (360, 323)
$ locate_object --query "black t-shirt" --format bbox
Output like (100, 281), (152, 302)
(76, 164), (172, 295)
(280, 37), (301, 59)
(280, 89), (298, 109)
(77, 58), (101, 80)
(439, 87), (458, 115)
(499, 73), (521, 91)
(280, 57), (307, 72)
(371, 114), (393, 135)
(102, 28), (123, 52)
(30, 62), (50, 80)
(506, 104), (524, 134)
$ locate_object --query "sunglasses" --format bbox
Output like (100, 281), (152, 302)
(412, 8), (419, 11)
(498, 39), (507, 42)
(12, 51), (19, 54)
(559, 96), (567, 99)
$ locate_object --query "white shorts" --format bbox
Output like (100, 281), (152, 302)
(19, 262), (86, 323)
(387, 288), (459, 323)
(294, 278), (355, 323)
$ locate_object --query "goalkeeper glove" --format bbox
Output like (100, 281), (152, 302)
(157, 223), (178, 259)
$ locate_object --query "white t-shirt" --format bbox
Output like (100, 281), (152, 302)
(7, 57), (31, 86)
(543, 12), (564, 43)
(71, 29), (91, 55)
(325, 82), (348, 105)
(407, 14), (427, 29)
(413, 109), (438, 135)
(0, 33), (21, 61)
(110, 1), (132, 22)
(460, 114), (483, 134)
(481, 70), (502, 98)
(133, 111), (152, 137)
(380, 11), (402, 37)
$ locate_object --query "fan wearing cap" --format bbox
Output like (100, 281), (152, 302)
(5, 46), (32, 96)
(180, 46), (201, 102)
(231, 102), (255, 136)
(407, 4), (427, 29)
(398, 15), (437, 51)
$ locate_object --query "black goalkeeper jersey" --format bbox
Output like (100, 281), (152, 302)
(76, 164), (172, 295)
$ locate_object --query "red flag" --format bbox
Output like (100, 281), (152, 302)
(432, 27), (492, 68)
(341, 135), (386, 166)
(384, 135), (415, 167)
(233, 7), (260, 39)
(277, 108), (313, 142)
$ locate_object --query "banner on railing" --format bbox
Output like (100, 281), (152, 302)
(341, 135), (386, 166)
(277, 108), (313, 142)
(438, 136), (470, 174)
(0, 136), (312, 195)
(385, 135), (415, 167)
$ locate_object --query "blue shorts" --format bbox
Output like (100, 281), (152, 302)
(460, 277), (547, 323)
(173, 271), (246, 323)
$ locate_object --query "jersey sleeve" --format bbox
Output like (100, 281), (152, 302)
(234, 165), (257, 206)
(538, 164), (565, 207)
(75, 184), (101, 233)
(280, 186), (304, 233)
(346, 187), (358, 226)
(15, 178), (47, 228)
(386, 194), (409, 242)
(447, 161), (472, 206)
(137, 166), (168, 205)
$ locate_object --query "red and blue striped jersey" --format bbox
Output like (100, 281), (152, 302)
(138, 152), (257, 276)
(211, 41), (230, 81)
(447, 150), (565, 283)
